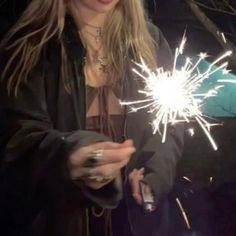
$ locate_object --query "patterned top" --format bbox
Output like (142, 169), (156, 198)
(86, 85), (124, 142)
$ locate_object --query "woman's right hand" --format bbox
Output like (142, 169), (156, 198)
(68, 139), (135, 189)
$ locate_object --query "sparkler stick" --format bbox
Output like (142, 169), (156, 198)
(121, 35), (233, 150)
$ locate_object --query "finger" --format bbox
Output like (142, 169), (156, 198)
(70, 160), (126, 180)
(82, 170), (119, 183)
(79, 142), (123, 158)
(133, 193), (142, 206)
(82, 177), (114, 190)
(129, 168), (144, 182)
(89, 160), (128, 177)
(70, 142), (131, 166)
(129, 169), (144, 205)
(90, 141), (123, 150)
(100, 146), (135, 164)
(137, 167), (145, 175)
(78, 146), (134, 168)
(131, 173), (143, 194)
(120, 139), (134, 148)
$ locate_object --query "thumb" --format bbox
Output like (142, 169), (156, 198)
(121, 139), (134, 148)
(129, 169), (144, 205)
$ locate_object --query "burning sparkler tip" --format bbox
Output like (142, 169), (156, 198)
(121, 35), (232, 150)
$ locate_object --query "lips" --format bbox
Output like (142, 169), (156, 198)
(97, 0), (112, 4)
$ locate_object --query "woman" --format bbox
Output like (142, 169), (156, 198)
(0, 0), (184, 235)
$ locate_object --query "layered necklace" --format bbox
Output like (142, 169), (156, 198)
(80, 23), (109, 74)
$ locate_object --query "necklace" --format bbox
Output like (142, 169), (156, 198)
(92, 52), (109, 73)
(84, 28), (102, 45)
(83, 22), (103, 44)
(84, 22), (102, 30)
(78, 29), (109, 73)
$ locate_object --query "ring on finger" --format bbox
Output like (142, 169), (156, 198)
(87, 149), (103, 165)
(87, 175), (113, 183)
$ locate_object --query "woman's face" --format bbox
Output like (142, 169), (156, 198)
(77, 0), (120, 13)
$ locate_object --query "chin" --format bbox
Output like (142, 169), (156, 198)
(88, 0), (119, 13)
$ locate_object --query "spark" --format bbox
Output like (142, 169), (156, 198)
(187, 128), (195, 137)
(210, 177), (213, 183)
(189, 189), (194, 194)
(121, 35), (232, 150)
(221, 32), (227, 44)
(176, 198), (191, 229)
(218, 79), (236, 83)
(183, 176), (192, 183)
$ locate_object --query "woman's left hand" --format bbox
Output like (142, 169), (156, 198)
(129, 168), (145, 205)
(129, 168), (156, 211)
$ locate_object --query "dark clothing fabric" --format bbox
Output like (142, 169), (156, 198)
(0, 16), (184, 236)
(85, 85), (131, 236)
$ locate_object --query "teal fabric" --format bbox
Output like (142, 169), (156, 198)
(194, 59), (236, 117)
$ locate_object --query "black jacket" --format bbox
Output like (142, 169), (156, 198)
(0, 17), (184, 236)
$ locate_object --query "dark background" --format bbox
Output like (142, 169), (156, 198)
(0, 1), (236, 235)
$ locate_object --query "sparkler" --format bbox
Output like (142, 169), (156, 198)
(121, 35), (233, 150)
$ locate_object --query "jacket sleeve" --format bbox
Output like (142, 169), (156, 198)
(129, 24), (184, 204)
(140, 124), (184, 204)
(0, 53), (122, 211)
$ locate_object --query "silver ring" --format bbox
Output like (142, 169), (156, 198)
(87, 149), (103, 165)
(87, 175), (113, 183)
(95, 176), (104, 182)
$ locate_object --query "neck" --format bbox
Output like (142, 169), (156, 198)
(68, 2), (109, 31)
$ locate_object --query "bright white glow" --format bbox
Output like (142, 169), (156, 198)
(188, 128), (195, 137)
(121, 35), (233, 150)
(218, 79), (236, 83)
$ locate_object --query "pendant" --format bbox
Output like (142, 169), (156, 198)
(98, 55), (108, 73)
(92, 52), (108, 73)
(95, 28), (102, 45)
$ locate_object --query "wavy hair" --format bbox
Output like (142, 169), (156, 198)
(0, 0), (157, 95)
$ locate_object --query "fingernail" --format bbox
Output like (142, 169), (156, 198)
(127, 147), (136, 153)
(140, 167), (145, 172)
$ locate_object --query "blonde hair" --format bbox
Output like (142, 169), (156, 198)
(0, 0), (156, 94)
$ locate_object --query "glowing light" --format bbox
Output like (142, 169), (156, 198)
(218, 79), (236, 83)
(183, 176), (192, 183)
(187, 128), (195, 137)
(176, 198), (191, 229)
(121, 35), (232, 150)
(221, 32), (227, 44)
(210, 177), (213, 183)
